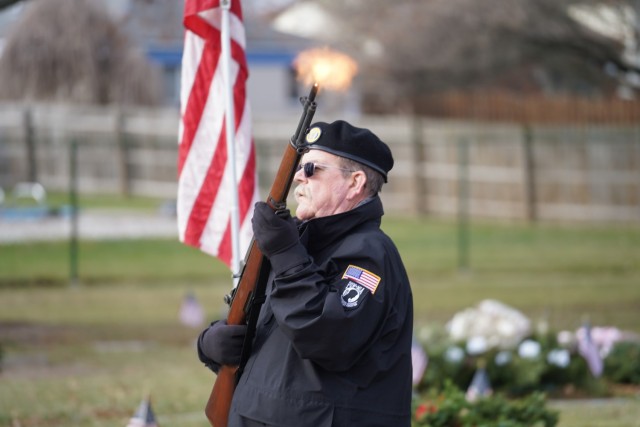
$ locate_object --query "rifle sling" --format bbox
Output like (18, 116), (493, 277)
(235, 256), (271, 383)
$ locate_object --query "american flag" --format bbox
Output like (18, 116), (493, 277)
(466, 367), (493, 402)
(411, 338), (428, 387)
(179, 292), (205, 328)
(177, 0), (259, 268)
(577, 323), (603, 378)
(343, 265), (381, 294)
(126, 397), (158, 427)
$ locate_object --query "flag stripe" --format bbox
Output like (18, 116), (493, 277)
(182, 115), (227, 246)
(216, 135), (256, 265)
(178, 0), (258, 269)
(178, 38), (217, 175)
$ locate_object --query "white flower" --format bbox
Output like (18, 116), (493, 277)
(494, 350), (512, 366)
(466, 336), (489, 355)
(547, 349), (571, 368)
(518, 339), (541, 359)
(557, 330), (574, 347)
(446, 300), (531, 350)
(447, 308), (477, 342)
(444, 346), (465, 364)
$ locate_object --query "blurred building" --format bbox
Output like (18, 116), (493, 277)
(118, 0), (317, 114)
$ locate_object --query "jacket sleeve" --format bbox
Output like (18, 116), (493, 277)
(268, 233), (404, 372)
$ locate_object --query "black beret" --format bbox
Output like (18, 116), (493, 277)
(304, 120), (394, 182)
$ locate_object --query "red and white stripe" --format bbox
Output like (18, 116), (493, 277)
(178, 0), (258, 268)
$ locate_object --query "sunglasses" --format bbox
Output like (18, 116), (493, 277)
(297, 162), (354, 178)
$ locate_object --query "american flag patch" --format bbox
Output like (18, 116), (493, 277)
(342, 265), (381, 294)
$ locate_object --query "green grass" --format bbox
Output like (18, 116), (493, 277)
(549, 399), (640, 427)
(0, 281), (224, 427)
(389, 218), (640, 333)
(1, 216), (639, 426)
(0, 239), (228, 287)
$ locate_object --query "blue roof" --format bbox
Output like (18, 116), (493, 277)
(145, 46), (296, 67)
(146, 47), (183, 67)
(247, 51), (295, 65)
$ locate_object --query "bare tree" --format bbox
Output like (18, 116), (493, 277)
(0, 0), (162, 105)
(0, 0), (24, 10)
(311, 0), (637, 111)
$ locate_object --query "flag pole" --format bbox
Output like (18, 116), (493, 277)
(220, 0), (242, 284)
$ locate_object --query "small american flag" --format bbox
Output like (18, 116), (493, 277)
(342, 265), (381, 294)
(411, 338), (428, 387)
(179, 293), (204, 328)
(127, 397), (158, 427)
(466, 367), (493, 402)
(578, 323), (603, 378)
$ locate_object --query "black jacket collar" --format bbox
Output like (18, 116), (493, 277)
(299, 196), (384, 253)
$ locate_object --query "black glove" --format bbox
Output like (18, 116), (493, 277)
(197, 320), (247, 366)
(251, 202), (299, 259)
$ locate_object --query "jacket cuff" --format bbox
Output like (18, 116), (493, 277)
(268, 242), (310, 276)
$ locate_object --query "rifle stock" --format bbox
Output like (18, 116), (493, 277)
(205, 84), (319, 427)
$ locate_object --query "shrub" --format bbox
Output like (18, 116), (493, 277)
(413, 381), (559, 427)
(604, 341), (640, 384)
(416, 331), (611, 398)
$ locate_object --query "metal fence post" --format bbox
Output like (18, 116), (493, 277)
(457, 137), (470, 273)
(116, 109), (131, 197)
(523, 124), (538, 223)
(23, 106), (38, 182)
(69, 139), (79, 287)
(411, 115), (428, 215)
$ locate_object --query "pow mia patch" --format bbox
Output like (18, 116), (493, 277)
(306, 126), (322, 143)
(341, 281), (366, 309)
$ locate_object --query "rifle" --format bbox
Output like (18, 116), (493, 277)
(205, 83), (319, 427)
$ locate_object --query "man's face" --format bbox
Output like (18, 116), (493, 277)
(293, 150), (358, 221)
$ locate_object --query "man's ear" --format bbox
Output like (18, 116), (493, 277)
(347, 170), (367, 199)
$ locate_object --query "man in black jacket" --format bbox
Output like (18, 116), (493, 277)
(198, 120), (414, 427)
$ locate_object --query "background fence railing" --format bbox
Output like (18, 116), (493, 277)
(1, 103), (638, 223)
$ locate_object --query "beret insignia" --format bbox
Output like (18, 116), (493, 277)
(306, 126), (322, 143)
